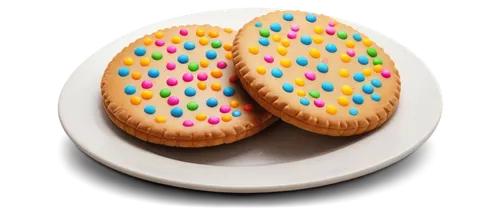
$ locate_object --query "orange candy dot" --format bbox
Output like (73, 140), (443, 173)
(200, 59), (209, 68)
(225, 52), (233, 60)
(141, 90), (153, 99)
(130, 96), (141, 105)
(140, 57), (150, 66)
(197, 82), (207, 90)
(224, 28), (233, 33)
(131, 72), (141, 80)
(196, 28), (205, 37)
(223, 43), (233, 51)
(346, 40), (355, 48)
(123, 58), (133, 66)
(211, 69), (223, 78)
(373, 65), (383, 73)
(211, 83), (221, 91)
(208, 30), (219, 38)
(199, 37), (209, 46)
(230, 100), (239, 108)
(144, 37), (153, 45)
(154, 31), (164, 38)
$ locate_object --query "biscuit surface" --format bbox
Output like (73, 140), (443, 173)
(233, 11), (401, 136)
(101, 25), (276, 147)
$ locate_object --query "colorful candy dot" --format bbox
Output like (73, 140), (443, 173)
(295, 78), (305, 86)
(166, 78), (178, 86)
(372, 94), (381, 102)
(282, 82), (294, 93)
(283, 13), (294, 21)
(196, 114), (207, 121)
(353, 72), (365, 82)
(341, 54), (351, 62)
(141, 90), (153, 100)
(339, 68), (349, 77)
(167, 96), (179, 105)
(374, 65), (383, 73)
(300, 98), (310, 106)
(346, 49), (356, 57)
(381, 69), (391, 78)
(352, 94), (364, 104)
(124, 85), (136, 95)
(260, 28), (270, 37)
(200, 59), (209, 68)
(317, 63), (329, 73)
(220, 105), (231, 113)
(280, 58), (291, 68)
(275, 46), (287, 56)
(243, 104), (253, 111)
(118, 67), (130, 77)
(346, 40), (355, 48)
(224, 28), (233, 33)
(188, 62), (199, 72)
(325, 27), (335, 35)
(171, 36), (181, 44)
(326, 105), (337, 115)
(309, 90), (320, 98)
(182, 72), (194, 82)
(140, 57), (150, 66)
(183, 120), (194, 127)
(264, 55), (274, 63)
(309, 48), (321, 58)
(144, 105), (156, 114)
(304, 71), (316, 80)
(206, 50), (217, 60)
(141, 80), (153, 89)
(166, 62), (176, 70)
(371, 79), (382, 88)
(363, 68), (372, 76)
(179, 29), (188, 36)
(255, 22), (262, 27)
(206, 98), (218, 107)
(325, 44), (337, 53)
(232, 110), (242, 117)
(362, 84), (374, 94)
(373, 58), (383, 65)
(211, 39), (222, 49)
(230, 100), (239, 108)
(197, 82), (207, 90)
(184, 87), (196, 97)
(183, 42), (195, 51)
(337, 31), (348, 39)
(281, 39), (291, 47)
(287, 31), (297, 39)
(300, 36), (312, 45)
(353, 33), (362, 41)
(313, 36), (323, 44)
(363, 38), (372, 47)
(338, 96), (349, 106)
(123, 58), (133, 66)
(208, 30), (219, 38)
(358, 56), (369, 65)
(349, 108), (359, 116)
(213, 61), (226, 70)
(170, 107), (183, 118)
(321, 82), (334, 92)
(314, 99), (325, 107)
(367, 48), (377, 57)
(271, 68), (283, 78)
(144, 38), (153, 45)
(223, 43), (233, 51)
(211, 83), (221, 91)
(290, 24), (300, 32)
(222, 115), (232, 122)
(178, 55), (189, 64)
(306, 14), (316, 22)
(314, 26), (324, 34)
(199, 37), (209, 46)
(208, 116), (220, 125)
(154, 31), (164, 38)
(341, 85), (353, 95)
(134, 47), (146, 56)
(272, 34), (281, 42)
(186, 101), (199, 111)
(258, 37), (270, 47)
(130, 96), (141, 105)
(151, 52), (163, 60)
(223, 87), (235, 97)
(155, 39), (165, 47)
(229, 75), (239, 84)
(159, 88), (171, 98)
(132, 72), (141, 80)
(296, 56), (308, 66)
(155, 116), (166, 123)
(196, 28), (205, 37)
(270, 23), (282, 32)
(256, 66), (266, 75)
(248, 46), (259, 55)
(297, 90), (306, 97)
(197, 72), (208, 81)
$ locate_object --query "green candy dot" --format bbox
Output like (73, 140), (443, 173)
(159, 88), (171, 98)
(211, 40), (222, 49)
(186, 101), (199, 111)
(152, 52), (163, 60)
(337, 31), (348, 40)
(309, 90), (320, 98)
(259, 28), (270, 37)
(373, 58), (383, 65)
(367, 48), (377, 57)
(188, 62), (199, 71)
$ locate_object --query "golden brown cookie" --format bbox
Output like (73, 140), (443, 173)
(233, 11), (401, 136)
(101, 25), (276, 147)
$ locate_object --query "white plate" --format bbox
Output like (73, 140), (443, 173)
(58, 8), (442, 193)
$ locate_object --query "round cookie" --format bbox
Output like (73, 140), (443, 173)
(101, 25), (276, 147)
(232, 11), (401, 136)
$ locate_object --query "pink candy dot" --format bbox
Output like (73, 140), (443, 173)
(167, 96), (179, 106)
(217, 61), (227, 69)
(166, 77), (178, 86)
(325, 27), (335, 35)
(290, 24), (300, 32)
(155, 39), (165, 47)
(287, 31), (297, 39)
(166, 62), (176, 70)
(346, 49), (356, 57)
(381, 69), (391, 78)
(219, 105), (231, 113)
(182, 72), (194, 82)
(314, 99), (325, 108)
(304, 71), (316, 80)
(197, 72), (208, 81)
(183, 120), (194, 127)
(328, 20), (335, 27)
(264, 55), (274, 63)
(167, 46), (177, 54)
(179, 29), (188, 36)
(208, 116), (220, 125)
(141, 80), (153, 89)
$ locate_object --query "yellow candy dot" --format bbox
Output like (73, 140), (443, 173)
(280, 58), (291, 68)
(230, 100), (239, 108)
(309, 48), (321, 58)
(338, 97), (349, 106)
(123, 58), (133, 66)
(154, 31), (164, 38)
(208, 30), (219, 38)
(225, 52), (233, 60)
(297, 90), (306, 97)
(197, 82), (207, 90)
(224, 28), (233, 33)
(281, 39), (290, 47)
(155, 116), (166, 123)
(341, 54), (351, 62)
(211, 83), (221, 91)
(130, 96), (141, 105)
(211, 69), (223, 78)
(346, 40), (355, 48)
(272, 34), (281, 42)
(313, 36), (323, 44)
(196, 114), (207, 121)
(314, 26), (324, 34)
(222, 115), (232, 122)
(131, 72), (141, 80)
(256, 66), (266, 75)
(141, 90), (153, 100)
(249, 46), (259, 55)
(140, 57), (150, 66)
(200, 59), (209, 68)
(326, 105), (337, 115)
(373, 65), (383, 73)
(199, 37), (209, 46)
(223, 43), (233, 51)
(341, 85), (353, 95)
(144, 37), (153, 46)
(172, 36), (181, 44)
(295, 78), (305, 86)
(362, 68), (372, 76)
(363, 38), (372, 47)
(196, 28), (205, 37)
(339, 68), (349, 78)
(277, 46), (287, 56)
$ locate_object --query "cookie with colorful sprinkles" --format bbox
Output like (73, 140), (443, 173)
(232, 11), (401, 136)
(101, 25), (276, 147)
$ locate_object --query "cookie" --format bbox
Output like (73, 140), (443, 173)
(233, 11), (401, 136)
(101, 25), (276, 147)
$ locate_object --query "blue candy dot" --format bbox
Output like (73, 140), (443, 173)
(170, 107), (183, 118)
(317, 63), (329, 73)
(259, 37), (270, 46)
(206, 98), (218, 107)
(296, 56), (308, 66)
(118, 67), (130, 77)
(353, 33), (362, 41)
(353, 72), (365, 82)
(144, 105), (156, 114)
(321, 82), (334, 92)
(352, 94), (364, 104)
(206, 50), (217, 60)
(349, 108), (359, 116)
(255, 22), (262, 27)
(358, 56), (369, 65)
(325, 44), (337, 53)
(178, 54), (189, 64)
(134, 46), (146, 56)
(371, 94), (381, 102)
(300, 36), (312, 45)
(300, 98), (310, 106)
(148, 68), (160, 78)
(124, 85), (136, 95)
(184, 87), (196, 97)
(362, 84), (374, 94)
(223, 87), (235, 97)
(282, 82), (294, 93)
(271, 68), (283, 78)
(371, 78), (382, 88)
(232, 110), (242, 117)
(183, 42), (195, 50)
(283, 13), (294, 21)
(270, 22), (282, 32)
(306, 14), (317, 22)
